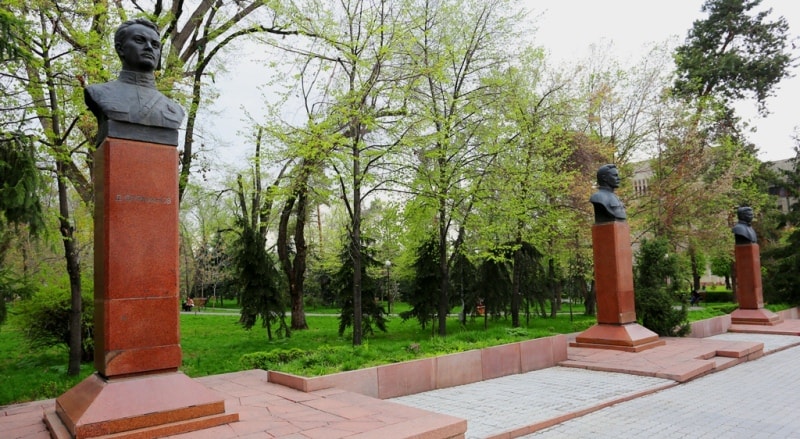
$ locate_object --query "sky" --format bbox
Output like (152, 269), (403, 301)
(205, 0), (800, 170)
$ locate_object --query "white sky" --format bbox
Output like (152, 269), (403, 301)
(205, 0), (800, 170)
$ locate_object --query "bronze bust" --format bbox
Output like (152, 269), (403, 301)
(590, 164), (627, 223)
(84, 18), (185, 146)
(732, 206), (757, 244)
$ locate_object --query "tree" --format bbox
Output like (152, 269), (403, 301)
(231, 132), (289, 340)
(401, 0), (523, 336)
(268, 0), (409, 346)
(673, 0), (793, 116)
(634, 237), (690, 336)
(332, 235), (387, 338)
(475, 250), (512, 327)
(400, 235), (441, 332)
(0, 3), (103, 376)
(633, 0), (793, 290)
(0, 133), (44, 327)
(762, 145), (800, 305)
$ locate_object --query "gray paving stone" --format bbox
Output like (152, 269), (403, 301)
(393, 333), (800, 439)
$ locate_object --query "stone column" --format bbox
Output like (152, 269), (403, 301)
(46, 138), (237, 439)
(730, 243), (781, 325)
(571, 221), (664, 352)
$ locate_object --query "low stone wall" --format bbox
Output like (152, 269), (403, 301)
(777, 307), (800, 320)
(687, 306), (800, 337)
(687, 314), (732, 338)
(268, 334), (568, 399)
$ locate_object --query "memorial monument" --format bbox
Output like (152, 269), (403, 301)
(730, 206), (781, 325)
(45, 18), (238, 439)
(572, 164), (664, 352)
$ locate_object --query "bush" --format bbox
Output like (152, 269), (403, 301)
(703, 290), (733, 302)
(240, 348), (308, 370)
(0, 270), (37, 329)
(634, 238), (689, 336)
(15, 282), (94, 361)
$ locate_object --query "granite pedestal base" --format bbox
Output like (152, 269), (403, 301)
(45, 372), (237, 438)
(732, 243), (782, 326)
(571, 322), (665, 352)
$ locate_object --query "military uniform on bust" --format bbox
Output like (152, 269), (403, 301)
(84, 18), (184, 146)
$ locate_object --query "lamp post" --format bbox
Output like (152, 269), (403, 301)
(384, 260), (392, 312)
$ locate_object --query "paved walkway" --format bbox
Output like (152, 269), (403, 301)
(522, 338), (800, 438)
(393, 332), (800, 439)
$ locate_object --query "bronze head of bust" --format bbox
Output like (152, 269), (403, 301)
(84, 18), (185, 146)
(732, 206), (757, 245)
(589, 164), (627, 224)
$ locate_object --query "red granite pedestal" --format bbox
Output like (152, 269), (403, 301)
(46, 138), (237, 438)
(572, 221), (664, 352)
(730, 243), (782, 326)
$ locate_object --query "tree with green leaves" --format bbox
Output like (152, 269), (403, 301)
(634, 237), (690, 336)
(401, 0), (523, 336)
(231, 132), (289, 340)
(400, 235), (441, 332)
(0, 133), (44, 328)
(762, 146), (800, 306)
(265, 0), (409, 346)
(332, 235), (388, 338)
(636, 0), (793, 290)
(673, 0), (792, 116)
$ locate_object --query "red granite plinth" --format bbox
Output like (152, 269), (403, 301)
(47, 138), (237, 438)
(731, 243), (782, 326)
(572, 222), (662, 352)
(572, 322), (665, 352)
(93, 138), (181, 377)
(591, 222), (636, 325)
(46, 372), (237, 439)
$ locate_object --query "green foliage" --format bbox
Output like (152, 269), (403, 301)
(400, 236), (441, 329)
(0, 270), (36, 328)
(673, 0), (792, 113)
(634, 238), (690, 336)
(476, 250), (512, 318)
(449, 250), (479, 324)
(232, 219), (290, 340)
(763, 227), (800, 306)
(0, 133), (44, 234)
(332, 237), (387, 337)
(762, 153), (800, 306)
(703, 290), (733, 302)
(0, 306), (93, 405)
(240, 348), (308, 370)
(14, 280), (94, 361)
(0, 9), (31, 61)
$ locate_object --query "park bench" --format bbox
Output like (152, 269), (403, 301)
(193, 297), (208, 310)
(182, 297), (209, 312)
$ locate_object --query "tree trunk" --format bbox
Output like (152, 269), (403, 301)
(278, 190), (309, 331)
(584, 280), (596, 316)
(291, 189), (309, 330)
(689, 248), (701, 291)
(437, 207), (449, 337)
(57, 165), (82, 376)
(352, 146), (363, 346)
(549, 259), (558, 318)
(510, 246), (521, 327)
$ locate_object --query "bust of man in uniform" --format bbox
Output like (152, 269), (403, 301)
(84, 18), (185, 146)
(732, 206), (757, 245)
(589, 164), (627, 224)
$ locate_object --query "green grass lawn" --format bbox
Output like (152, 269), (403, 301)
(1, 300), (793, 406)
